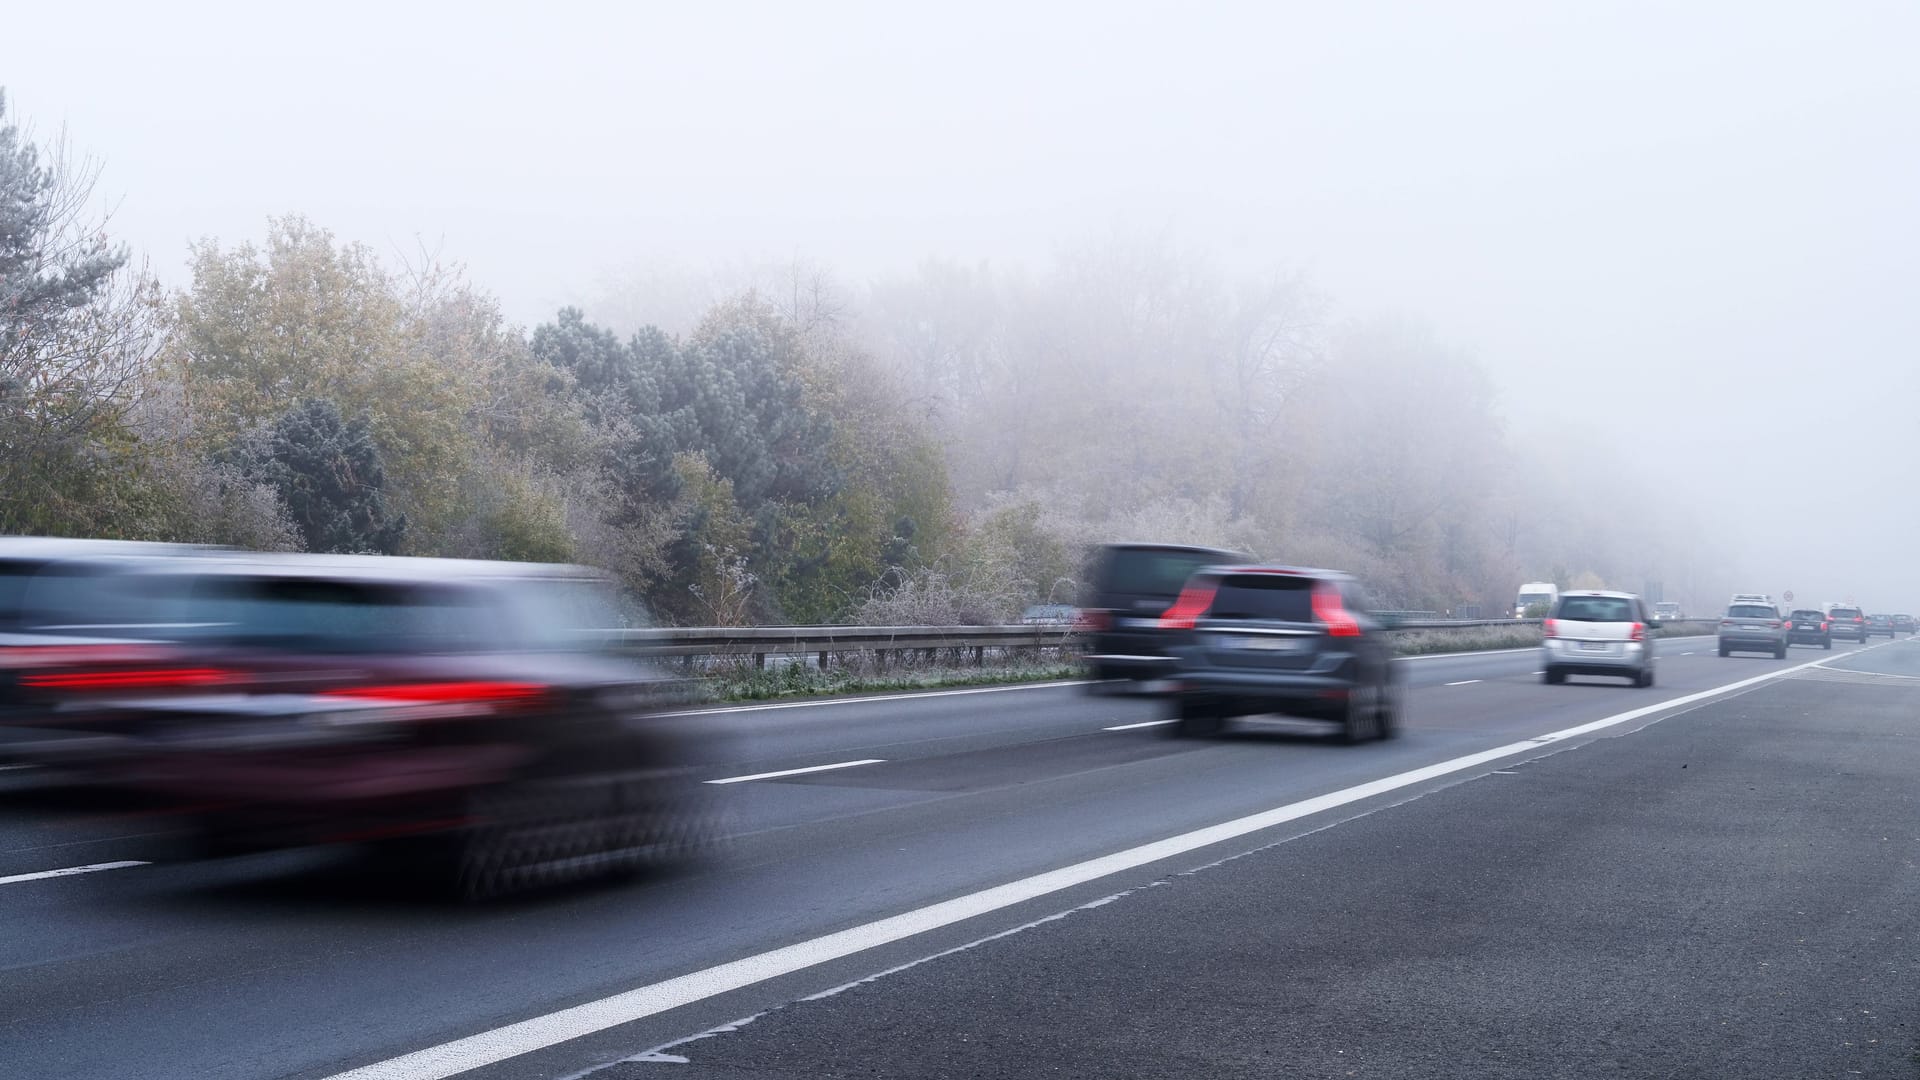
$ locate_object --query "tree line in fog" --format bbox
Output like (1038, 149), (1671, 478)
(1, 92), (1694, 624)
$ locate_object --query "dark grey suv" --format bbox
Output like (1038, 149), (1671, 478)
(1160, 566), (1399, 742)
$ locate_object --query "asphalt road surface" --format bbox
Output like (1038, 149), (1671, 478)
(3, 634), (1915, 1079)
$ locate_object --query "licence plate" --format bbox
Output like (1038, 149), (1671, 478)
(1579, 642), (1609, 652)
(1742, 625), (1763, 631)
(1231, 636), (1305, 652)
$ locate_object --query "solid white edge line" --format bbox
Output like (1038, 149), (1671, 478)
(318, 649), (1837, 1080)
(1102, 719), (1177, 731)
(0, 860), (148, 887)
(1443, 679), (1481, 687)
(703, 759), (886, 786)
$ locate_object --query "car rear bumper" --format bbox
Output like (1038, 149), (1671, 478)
(1542, 641), (1647, 671)
(1170, 672), (1362, 720)
(1719, 633), (1785, 650)
(1785, 632), (1830, 644)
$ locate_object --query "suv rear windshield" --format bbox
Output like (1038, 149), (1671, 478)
(1204, 574), (1315, 621)
(1788, 610), (1823, 620)
(1555, 596), (1637, 622)
(1829, 608), (1862, 619)
(1727, 604), (1777, 619)
(1096, 548), (1231, 600)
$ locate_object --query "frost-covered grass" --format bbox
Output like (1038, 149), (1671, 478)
(705, 660), (1080, 702)
(1392, 626), (1543, 655)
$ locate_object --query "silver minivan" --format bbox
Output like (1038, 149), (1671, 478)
(1541, 590), (1656, 687)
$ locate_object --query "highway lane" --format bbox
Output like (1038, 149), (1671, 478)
(639, 639), (1920, 1080)
(0, 636), (1875, 1080)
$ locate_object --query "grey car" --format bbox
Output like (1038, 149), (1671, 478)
(1541, 591), (1657, 687)
(1718, 601), (1787, 657)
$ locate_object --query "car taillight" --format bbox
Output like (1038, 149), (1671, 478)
(1158, 581), (1217, 630)
(1821, 621), (1830, 631)
(1767, 621), (1780, 629)
(322, 681), (549, 705)
(0, 643), (170, 670)
(19, 667), (233, 690)
(1073, 609), (1110, 632)
(1630, 622), (1646, 641)
(1543, 618), (1559, 638)
(1311, 584), (1361, 637)
(1720, 618), (1733, 627)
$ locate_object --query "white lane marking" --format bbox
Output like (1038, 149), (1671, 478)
(660, 682), (1096, 718)
(0, 764), (32, 772)
(703, 760), (886, 785)
(1531, 670), (1545, 675)
(318, 650), (1836, 1080)
(0, 860), (148, 886)
(1103, 719), (1177, 731)
(1444, 679), (1481, 687)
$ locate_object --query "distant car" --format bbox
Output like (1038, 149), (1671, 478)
(1894, 614), (1916, 635)
(1652, 602), (1683, 622)
(1160, 565), (1399, 742)
(1719, 601), (1787, 658)
(1784, 609), (1832, 650)
(1542, 591), (1657, 687)
(1826, 605), (1868, 643)
(1078, 543), (1249, 685)
(1865, 613), (1896, 638)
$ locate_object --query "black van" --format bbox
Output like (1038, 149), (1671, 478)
(1078, 542), (1248, 684)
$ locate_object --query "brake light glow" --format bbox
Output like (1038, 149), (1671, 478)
(1543, 618), (1559, 638)
(1767, 621), (1780, 630)
(1629, 622), (1646, 641)
(322, 681), (548, 704)
(1157, 581), (1218, 631)
(1312, 584), (1361, 637)
(1821, 621), (1830, 631)
(20, 667), (232, 690)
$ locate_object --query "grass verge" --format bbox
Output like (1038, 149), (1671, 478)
(706, 661), (1082, 702)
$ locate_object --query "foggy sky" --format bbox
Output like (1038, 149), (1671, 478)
(5, 0), (1916, 609)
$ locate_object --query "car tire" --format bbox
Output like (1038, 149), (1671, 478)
(1637, 667), (1655, 688)
(1775, 644), (1787, 659)
(1823, 639), (1832, 650)
(1543, 667), (1564, 685)
(1170, 703), (1225, 738)
(1718, 644), (1730, 657)
(1376, 678), (1402, 740)
(1339, 693), (1372, 744)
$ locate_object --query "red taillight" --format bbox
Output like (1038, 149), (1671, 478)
(1543, 618), (1559, 638)
(322, 681), (548, 704)
(1312, 584), (1362, 637)
(0, 644), (169, 671)
(1630, 622), (1646, 641)
(1158, 581), (1217, 630)
(1821, 621), (1830, 631)
(1073, 609), (1110, 632)
(1720, 619), (1733, 626)
(1855, 616), (1865, 623)
(20, 667), (232, 690)
(1767, 621), (1780, 630)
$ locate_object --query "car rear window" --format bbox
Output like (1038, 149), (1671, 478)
(1205, 574), (1316, 622)
(1555, 596), (1637, 622)
(1789, 611), (1823, 620)
(152, 576), (503, 654)
(1727, 604), (1777, 619)
(1096, 548), (1230, 600)
(1829, 608), (1862, 619)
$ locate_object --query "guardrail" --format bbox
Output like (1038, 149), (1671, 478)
(612, 617), (1721, 670)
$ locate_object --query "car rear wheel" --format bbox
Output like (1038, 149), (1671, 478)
(1376, 679), (1402, 740)
(1636, 667), (1655, 688)
(1542, 666), (1565, 685)
(1823, 639), (1832, 650)
(1718, 644), (1730, 657)
(1339, 692), (1374, 744)
(1774, 644), (1787, 659)
(1170, 703), (1225, 738)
